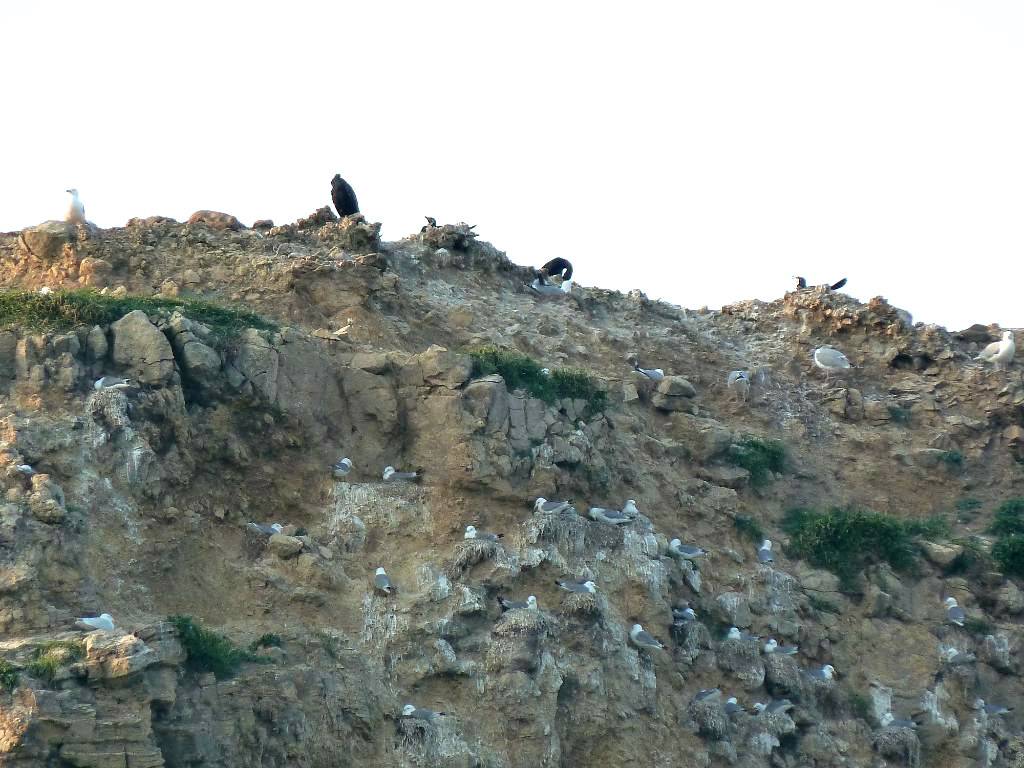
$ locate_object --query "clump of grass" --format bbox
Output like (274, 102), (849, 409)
(941, 451), (964, 469)
(963, 617), (995, 636)
(955, 497), (983, 513)
(782, 507), (941, 589)
(728, 436), (786, 486)
(807, 594), (840, 614)
(944, 537), (990, 577)
(903, 515), (951, 539)
(887, 405), (912, 424)
(169, 615), (261, 679)
(846, 689), (873, 722)
(733, 515), (765, 544)
(248, 633), (283, 652)
(0, 289), (276, 343)
(0, 659), (19, 691)
(26, 640), (85, 682)
(467, 346), (607, 413)
(992, 535), (1024, 578)
(989, 499), (1024, 536)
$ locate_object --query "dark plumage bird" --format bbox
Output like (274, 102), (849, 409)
(420, 216), (437, 233)
(538, 257), (573, 284)
(829, 277), (847, 291)
(330, 174), (359, 217)
(794, 276), (846, 291)
(795, 276), (808, 289)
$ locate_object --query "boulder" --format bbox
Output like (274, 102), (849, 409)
(78, 257), (113, 286)
(651, 376), (697, 414)
(19, 221), (72, 261)
(187, 210), (242, 231)
(110, 310), (175, 385)
(268, 534), (304, 558)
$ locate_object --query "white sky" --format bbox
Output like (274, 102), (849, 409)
(2, 1), (1022, 331)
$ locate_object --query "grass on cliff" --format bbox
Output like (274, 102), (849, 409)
(728, 436), (786, 486)
(169, 615), (267, 679)
(26, 639), (85, 682)
(782, 507), (949, 589)
(468, 346), (607, 413)
(0, 659), (18, 691)
(986, 499), (1024, 577)
(0, 289), (276, 342)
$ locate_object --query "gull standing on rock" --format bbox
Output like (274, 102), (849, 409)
(621, 499), (640, 518)
(757, 539), (774, 564)
(331, 457), (353, 477)
(974, 331), (1015, 372)
(402, 704), (446, 721)
(944, 597), (966, 626)
(694, 688), (722, 703)
(556, 578), (597, 594)
(76, 613), (115, 631)
(669, 538), (708, 560)
(588, 506), (633, 525)
(94, 377), (133, 391)
(727, 370), (750, 402)
(813, 346), (853, 378)
(534, 497), (574, 514)
(383, 466), (420, 482)
(247, 522), (283, 536)
(374, 567), (392, 595)
(15, 464), (35, 477)
(464, 525), (503, 542)
(807, 664), (836, 681)
(497, 595), (537, 612)
(763, 638), (798, 655)
(631, 361), (665, 381)
(629, 623), (664, 650)
(727, 627), (760, 642)
(65, 188), (86, 224)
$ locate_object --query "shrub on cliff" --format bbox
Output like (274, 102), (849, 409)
(169, 615), (262, 678)
(468, 346), (606, 412)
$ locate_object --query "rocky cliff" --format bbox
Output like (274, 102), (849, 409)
(0, 210), (1020, 768)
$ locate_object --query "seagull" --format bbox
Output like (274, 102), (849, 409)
(464, 525), (503, 542)
(629, 623), (664, 650)
(807, 664), (836, 681)
(66, 188), (86, 224)
(534, 497), (573, 514)
(973, 698), (1012, 717)
(332, 457), (353, 477)
(669, 538), (708, 560)
(374, 567), (392, 595)
(530, 278), (568, 296)
(763, 638), (798, 655)
(382, 466), (420, 482)
(753, 699), (794, 714)
(880, 712), (917, 729)
(621, 499), (640, 518)
(939, 645), (976, 665)
(94, 376), (133, 391)
(539, 368), (551, 377)
(14, 465), (35, 476)
(402, 704), (446, 721)
(588, 507), (633, 525)
(726, 627), (760, 642)
(944, 597), (965, 627)
(632, 361), (665, 381)
(693, 688), (722, 703)
(246, 522), (284, 536)
(38, 286), (52, 296)
(726, 370), (750, 401)
(673, 605), (697, 622)
(974, 331), (1015, 372)
(757, 539), (774, 564)
(813, 346), (853, 378)
(555, 578), (597, 594)
(76, 613), (114, 631)
(497, 595), (538, 612)
(724, 697), (745, 716)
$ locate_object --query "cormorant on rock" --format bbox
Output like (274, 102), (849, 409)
(538, 257), (573, 284)
(794, 275), (846, 291)
(330, 174), (359, 218)
(420, 216), (437, 233)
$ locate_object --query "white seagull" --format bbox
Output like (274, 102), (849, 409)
(555, 578), (597, 594)
(726, 370), (751, 401)
(534, 497), (573, 514)
(669, 538), (708, 560)
(464, 525), (503, 542)
(383, 466), (419, 482)
(763, 638), (798, 655)
(94, 376), (133, 391)
(331, 457), (353, 477)
(497, 595), (538, 612)
(813, 346), (853, 378)
(944, 597), (965, 627)
(247, 522), (284, 536)
(629, 623), (664, 650)
(880, 712), (917, 729)
(66, 188), (86, 224)
(588, 507), (633, 525)
(402, 704), (446, 721)
(621, 499), (640, 517)
(632, 361), (665, 381)
(374, 567), (392, 595)
(975, 331), (1015, 372)
(807, 664), (836, 681)
(757, 539), (774, 564)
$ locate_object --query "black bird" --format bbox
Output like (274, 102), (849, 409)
(794, 276), (846, 291)
(829, 277), (847, 291)
(330, 174), (359, 217)
(795, 276), (807, 289)
(539, 257), (573, 282)
(420, 216), (437, 234)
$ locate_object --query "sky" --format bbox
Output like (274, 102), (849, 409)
(1, 1), (1022, 331)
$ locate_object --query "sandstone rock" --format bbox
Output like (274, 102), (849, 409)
(994, 581), (1024, 616)
(110, 310), (175, 385)
(85, 325), (108, 361)
(28, 474), (65, 523)
(919, 540), (963, 568)
(19, 221), (72, 260)
(268, 534), (303, 558)
(408, 345), (471, 388)
(651, 376), (697, 411)
(187, 210), (242, 231)
(78, 257), (113, 286)
(668, 415), (732, 462)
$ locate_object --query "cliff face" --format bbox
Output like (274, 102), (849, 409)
(0, 212), (1021, 768)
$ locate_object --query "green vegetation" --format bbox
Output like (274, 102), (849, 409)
(887, 405), (912, 424)
(0, 659), (19, 691)
(963, 617), (995, 636)
(944, 537), (990, 577)
(728, 436), (786, 486)
(169, 615), (264, 678)
(806, 594), (840, 614)
(467, 346), (607, 413)
(733, 515), (765, 544)
(955, 497), (983, 513)
(782, 507), (946, 589)
(26, 640), (85, 682)
(0, 289), (275, 343)
(248, 633), (283, 652)
(846, 689), (873, 722)
(941, 450), (964, 469)
(992, 535), (1024, 578)
(989, 499), (1024, 536)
